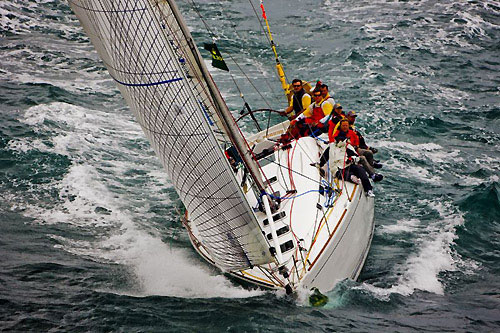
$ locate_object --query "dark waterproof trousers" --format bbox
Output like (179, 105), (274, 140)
(321, 147), (375, 176)
(337, 164), (372, 193)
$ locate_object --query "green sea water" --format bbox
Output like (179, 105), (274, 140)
(1, 0), (499, 331)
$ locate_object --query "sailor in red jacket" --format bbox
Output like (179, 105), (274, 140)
(317, 119), (383, 183)
(316, 119), (358, 168)
(328, 119), (359, 146)
(317, 119), (374, 196)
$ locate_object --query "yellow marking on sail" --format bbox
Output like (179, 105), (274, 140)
(211, 49), (224, 61)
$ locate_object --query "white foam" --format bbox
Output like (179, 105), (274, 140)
(377, 140), (441, 152)
(10, 101), (261, 299)
(360, 199), (471, 299)
(374, 139), (466, 181)
(0, 3), (37, 34)
(7, 138), (47, 154)
(51, 220), (264, 298)
(0, 1), (86, 37)
(1, 4), (116, 96)
(10, 68), (116, 95)
(102, 230), (264, 298)
(456, 11), (488, 39)
(474, 155), (500, 173)
(385, 158), (442, 184)
(455, 173), (499, 187)
(13, 102), (145, 157)
(378, 218), (420, 234)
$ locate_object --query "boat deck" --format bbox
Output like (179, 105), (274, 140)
(185, 121), (374, 293)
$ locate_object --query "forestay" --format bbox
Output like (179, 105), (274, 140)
(69, 0), (273, 270)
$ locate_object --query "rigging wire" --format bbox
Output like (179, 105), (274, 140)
(275, 144), (290, 192)
(248, 0), (271, 45)
(225, 24), (282, 106)
(187, 0), (275, 112)
(260, 154), (322, 187)
(246, 0), (283, 103)
(186, 0), (341, 208)
(187, 0), (246, 98)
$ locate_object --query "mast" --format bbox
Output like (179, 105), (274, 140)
(166, 0), (269, 194)
(166, 0), (284, 262)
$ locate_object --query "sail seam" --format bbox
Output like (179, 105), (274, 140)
(111, 76), (183, 87)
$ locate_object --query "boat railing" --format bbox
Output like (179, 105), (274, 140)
(235, 108), (282, 124)
(246, 118), (290, 146)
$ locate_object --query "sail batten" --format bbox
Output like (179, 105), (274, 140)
(69, 0), (273, 270)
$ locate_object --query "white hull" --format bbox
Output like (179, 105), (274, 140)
(184, 121), (375, 293)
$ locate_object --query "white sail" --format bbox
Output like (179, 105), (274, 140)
(69, 0), (273, 271)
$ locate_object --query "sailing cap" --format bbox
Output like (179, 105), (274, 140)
(333, 103), (342, 109)
(347, 110), (357, 117)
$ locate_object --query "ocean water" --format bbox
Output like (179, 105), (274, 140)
(1, 0), (499, 331)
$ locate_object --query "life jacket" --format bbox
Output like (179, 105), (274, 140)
(330, 111), (345, 125)
(327, 112), (347, 134)
(329, 129), (359, 146)
(321, 96), (335, 114)
(305, 103), (325, 124)
(292, 89), (306, 114)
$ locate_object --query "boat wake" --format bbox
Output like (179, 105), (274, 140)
(6, 101), (481, 302)
(363, 199), (476, 299)
(6, 102), (262, 299)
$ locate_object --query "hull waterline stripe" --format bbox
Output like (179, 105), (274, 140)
(231, 271), (276, 289)
(238, 270), (278, 287)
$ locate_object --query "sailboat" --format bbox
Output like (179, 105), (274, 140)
(69, 0), (375, 295)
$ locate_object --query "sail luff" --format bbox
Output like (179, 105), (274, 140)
(152, 1), (231, 146)
(68, 0), (274, 271)
(163, 0), (270, 194)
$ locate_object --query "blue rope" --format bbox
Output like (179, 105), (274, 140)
(265, 189), (322, 200)
(309, 129), (329, 144)
(263, 186), (338, 205)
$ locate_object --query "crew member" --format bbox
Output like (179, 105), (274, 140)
(317, 84), (336, 129)
(318, 120), (382, 182)
(294, 89), (333, 134)
(335, 140), (375, 197)
(283, 79), (311, 119)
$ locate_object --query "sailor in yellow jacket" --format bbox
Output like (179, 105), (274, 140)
(319, 84), (335, 109)
(296, 85), (335, 131)
(284, 79), (311, 119)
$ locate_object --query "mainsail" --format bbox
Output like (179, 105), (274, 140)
(69, 0), (273, 270)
